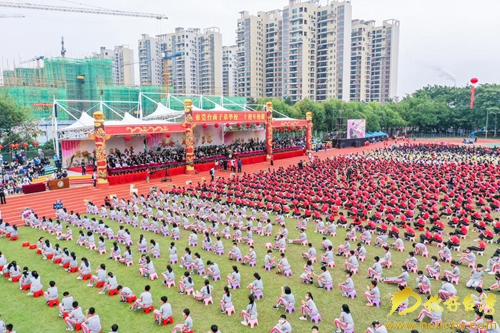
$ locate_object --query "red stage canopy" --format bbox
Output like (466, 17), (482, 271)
(192, 111), (267, 123)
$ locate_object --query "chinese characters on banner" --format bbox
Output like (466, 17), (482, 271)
(192, 111), (267, 123)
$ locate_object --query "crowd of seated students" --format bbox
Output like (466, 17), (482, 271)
(107, 147), (185, 171)
(1, 158), (46, 195)
(272, 136), (305, 151)
(194, 139), (266, 160)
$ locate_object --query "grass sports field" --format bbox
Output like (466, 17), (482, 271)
(0, 204), (498, 333)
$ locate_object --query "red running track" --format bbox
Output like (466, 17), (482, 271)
(1, 138), (497, 226)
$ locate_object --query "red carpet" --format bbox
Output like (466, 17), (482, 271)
(2, 138), (497, 227)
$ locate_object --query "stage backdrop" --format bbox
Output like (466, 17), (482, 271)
(61, 139), (96, 168)
(107, 136), (144, 157)
(224, 129), (266, 145)
(193, 125), (223, 147)
(146, 133), (186, 152)
(347, 119), (366, 139)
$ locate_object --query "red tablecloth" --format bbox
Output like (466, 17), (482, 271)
(274, 149), (305, 160)
(22, 182), (46, 194)
(108, 166), (186, 185)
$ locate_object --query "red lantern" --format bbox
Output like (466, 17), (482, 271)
(225, 123), (230, 128)
(256, 122), (260, 126)
(470, 78), (478, 84)
(15, 143), (20, 149)
(246, 122), (251, 127)
(0, 145), (3, 150)
(202, 123), (207, 129)
(279, 126), (283, 131)
(33, 141), (39, 147)
(236, 123), (241, 127)
(289, 126), (293, 130)
(10, 143), (14, 149)
(214, 123), (219, 128)
(22, 142), (28, 148)
(146, 134), (152, 139)
(124, 135), (131, 141)
(166, 133), (171, 138)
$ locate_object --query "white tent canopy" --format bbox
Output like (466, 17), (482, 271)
(57, 112), (94, 132)
(143, 103), (184, 120)
(210, 103), (229, 111)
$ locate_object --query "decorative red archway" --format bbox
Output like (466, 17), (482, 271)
(88, 100), (313, 185)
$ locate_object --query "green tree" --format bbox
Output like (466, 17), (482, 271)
(0, 92), (28, 133)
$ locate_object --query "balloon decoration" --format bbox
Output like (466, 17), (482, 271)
(22, 142), (28, 148)
(246, 122), (251, 127)
(236, 123), (241, 127)
(214, 123), (219, 128)
(289, 126), (293, 130)
(225, 123), (230, 128)
(33, 141), (39, 147)
(124, 135), (131, 141)
(146, 134), (152, 139)
(166, 133), (171, 138)
(202, 123), (207, 129)
(470, 78), (478, 109)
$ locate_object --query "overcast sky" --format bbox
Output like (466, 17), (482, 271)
(0, 0), (497, 96)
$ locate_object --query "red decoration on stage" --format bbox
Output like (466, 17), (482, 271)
(256, 122), (260, 126)
(166, 133), (171, 138)
(146, 134), (152, 139)
(246, 122), (251, 127)
(225, 123), (230, 128)
(289, 126), (293, 130)
(279, 126), (283, 131)
(22, 142), (28, 148)
(124, 135), (131, 141)
(214, 123), (219, 128)
(202, 123), (207, 129)
(470, 78), (478, 108)
(236, 123), (241, 127)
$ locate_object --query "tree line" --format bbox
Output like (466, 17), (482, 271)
(256, 84), (500, 137)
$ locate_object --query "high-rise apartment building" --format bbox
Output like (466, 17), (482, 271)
(138, 34), (163, 86)
(147, 28), (222, 95)
(93, 45), (135, 86)
(350, 19), (374, 102)
(236, 0), (353, 103)
(369, 19), (399, 103)
(349, 19), (400, 103)
(223, 45), (238, 96)
(236, 11), (265, 100)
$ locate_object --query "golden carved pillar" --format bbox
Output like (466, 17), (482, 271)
(265, 102), (273, 160)
(306, 111), (313, 153)
(88, 111), (110, 185)
(184, 99), (195, 174)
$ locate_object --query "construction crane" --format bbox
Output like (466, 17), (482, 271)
(0, 2), (167, 19)
(20, 55), (45, 67)
(61, 36), (66, 58)
(163, 51), (181, 94)
(0, 13), (24, 18)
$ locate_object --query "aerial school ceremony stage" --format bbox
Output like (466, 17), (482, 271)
(57, 96), (313, 186)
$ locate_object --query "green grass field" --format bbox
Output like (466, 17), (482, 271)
(0, 208), (498, 333)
